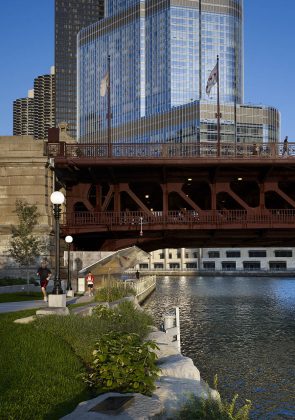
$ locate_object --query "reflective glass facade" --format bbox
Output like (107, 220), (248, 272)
(55, 0), (104, 139)
(78, 0), (279, 144)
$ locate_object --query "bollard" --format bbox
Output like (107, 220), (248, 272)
(162, 307), (181, 352)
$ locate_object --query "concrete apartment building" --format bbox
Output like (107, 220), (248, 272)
(33, 66), (56, 140)
(13, 90), (34, 136)
(13, 67), (55, 141)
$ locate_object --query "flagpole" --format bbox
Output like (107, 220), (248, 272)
(216, 55), (221, 157)
(107, 55), (111, 157)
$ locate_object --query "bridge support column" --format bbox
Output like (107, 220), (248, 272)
(211, 182), (217, 210)
(161, 183), (169, 216)
(114, 184), (121, 212)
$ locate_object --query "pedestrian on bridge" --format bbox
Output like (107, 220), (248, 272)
(282, 136), (288, 156)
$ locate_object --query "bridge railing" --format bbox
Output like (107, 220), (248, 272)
(47, 141), (295, 160)
(63, 209), (295, 228)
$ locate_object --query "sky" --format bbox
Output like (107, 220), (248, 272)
(0, 0), (294, 139)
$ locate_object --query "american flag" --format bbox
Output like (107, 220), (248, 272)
(206, 63), (218, 96)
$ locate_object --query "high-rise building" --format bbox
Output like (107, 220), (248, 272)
(13, 90), (34, 136)
(77, 0), (280, 144)
(13, 68), (55, 140)
(33, 66), (56, 140)
(55, 0), (104, 139)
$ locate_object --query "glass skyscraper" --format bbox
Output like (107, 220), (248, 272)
(77, 0), (279, 144)
(55, 0), (104, 139)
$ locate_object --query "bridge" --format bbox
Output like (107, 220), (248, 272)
(47, 140), (295, 251)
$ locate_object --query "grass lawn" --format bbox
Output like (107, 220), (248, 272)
(0, 300), (155, 419)
(0, 310), (91, 420)
(0, 278), (36, 287)
(0, 292), (42, 303)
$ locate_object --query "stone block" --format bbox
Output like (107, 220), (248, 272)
(48, 293), (67, 308)
(36, 307), (70, 316)
(157, 353), (201, 380)
(61, 392), (163, 420)
(154, 376), (219, 418)
(14, 316), (36, 324)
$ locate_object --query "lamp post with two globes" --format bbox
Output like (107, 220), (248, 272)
(50, 191), (65, 295)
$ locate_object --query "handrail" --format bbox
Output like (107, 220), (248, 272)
(62, 209), (295, 227)
(47, 141), (295, 160)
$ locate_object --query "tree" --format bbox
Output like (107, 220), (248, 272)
(8, 200), (44, 289)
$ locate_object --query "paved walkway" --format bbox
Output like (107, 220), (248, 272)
(0, 299), (48, 313)
(0, 297), (77, 314)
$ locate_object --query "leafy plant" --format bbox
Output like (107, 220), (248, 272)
(94, 284), (136, 302)
(175, 374), (251, 420)
(83, 332), (160, 395)
(7, 200), (46, 290)
(92, 301), (154, 339)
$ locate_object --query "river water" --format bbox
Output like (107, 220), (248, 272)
(143, 276), (295, 419)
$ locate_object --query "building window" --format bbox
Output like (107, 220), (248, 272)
(186, 263), (197, 269)
(139, 263), (148, 269)
(203, 262), (215, 270)
(208, 251), (220, 258)
(169, 263), (180, 269)
(269, 261), (287, 270)
(243, 262), (261, 271)
(154, 263), (164, 269)
(222, 262), (236, 270)
(249, 250), (267, 258)
(193, 252), (198, 258)
(159, 253), (164, 259)
(274, 250), (292, 258)
(226, 251), (241, 258)
(169, 253), (173, 259)
(177, 252), (181, 258)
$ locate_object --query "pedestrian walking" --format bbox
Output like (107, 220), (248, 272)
(135, 270), (140, 280)
(37, 261), (51, 302)
(85, 271), (95, 296)
(282, 136), (288, 156)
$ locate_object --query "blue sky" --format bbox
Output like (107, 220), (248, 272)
(0, 0), (294, 139)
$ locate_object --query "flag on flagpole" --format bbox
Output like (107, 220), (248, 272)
(100, 71), (109, 97)
(206, 63), (218, 95)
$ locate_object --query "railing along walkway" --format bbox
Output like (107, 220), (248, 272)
(47, 141), (295, 160)
(64, 209), (295, 229)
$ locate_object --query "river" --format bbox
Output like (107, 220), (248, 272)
(143, 276), (295, 419)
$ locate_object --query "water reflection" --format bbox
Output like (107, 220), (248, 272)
(143, 276), (295, 419)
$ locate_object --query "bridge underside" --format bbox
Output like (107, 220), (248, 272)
(54, 156), (295, 251)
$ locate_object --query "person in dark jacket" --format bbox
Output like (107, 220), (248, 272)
(37, 261), (51, 302)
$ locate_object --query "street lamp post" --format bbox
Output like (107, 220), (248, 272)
(139, 216), (143, 237)
(50, 191), (65, 295)
(65, 235), (73, 296)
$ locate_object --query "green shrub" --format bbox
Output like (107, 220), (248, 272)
(35, 302), (154, 363)
(175, 375), (251, 420)
(92, 301), (154, 340)
(94, 284), (136, 302)
(83, 332), (160, 395)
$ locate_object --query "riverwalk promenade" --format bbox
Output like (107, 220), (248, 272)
(0, 299), (48, 314)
